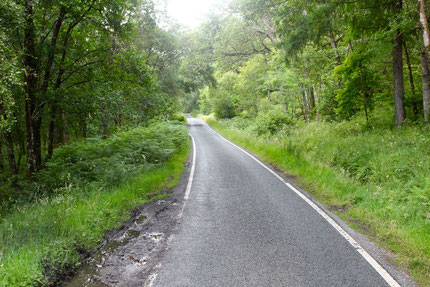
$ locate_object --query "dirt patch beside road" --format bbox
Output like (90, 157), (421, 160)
(64, 158), (191, 287)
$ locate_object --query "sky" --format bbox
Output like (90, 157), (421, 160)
(166, 0), (224, 28)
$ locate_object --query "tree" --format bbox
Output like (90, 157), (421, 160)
(0, 0), (183, 178)
(418, 0), (430, 122)
(334, 49), (379, 123)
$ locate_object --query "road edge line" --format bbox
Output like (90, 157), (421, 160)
(184, 134), (196, 201)
(206, 123), (401, 287)
(148, 134), (197, 286)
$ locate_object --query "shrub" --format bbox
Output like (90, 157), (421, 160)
(214, 97), (236, 119)
(35, 122), (188, 196)
(228, 117), (253, 130)
(170, 113), (187, 123)
(254, 109), (296, 135)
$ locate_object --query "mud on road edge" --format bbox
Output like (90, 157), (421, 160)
(62, 146), (193, 287)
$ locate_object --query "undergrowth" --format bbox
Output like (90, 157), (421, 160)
(0, 122), (189, 286)
(202, 114), (430, 286)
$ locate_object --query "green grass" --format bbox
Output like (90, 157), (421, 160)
(202, 114), (430, 286)
(0, 122), (190, 286)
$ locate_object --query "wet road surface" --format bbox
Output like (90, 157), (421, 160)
(152, 118), (409, 287)
(65, 117), (414, 287)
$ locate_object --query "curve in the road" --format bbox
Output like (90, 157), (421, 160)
(206, 123), (400, 287)
(152, 118), (410, 287)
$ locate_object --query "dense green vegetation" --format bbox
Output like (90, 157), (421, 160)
(0, 0), (185, 181)
(0, 122), (188, 285)
(180, 0), (430, 285)
(2, 0), (430, 285)
(0, 0), (193, 285)
(185, 1), (430, 127)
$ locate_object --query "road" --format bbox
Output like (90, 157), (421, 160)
(66, 117), (413, 287)
(151, 117), (406, 287)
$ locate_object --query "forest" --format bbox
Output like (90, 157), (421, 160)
(184, 0), (430, 124)
(182, 0), (430, 285)
(1, 0), (430, 285)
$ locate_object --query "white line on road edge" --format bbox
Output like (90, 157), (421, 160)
(147, 136), (196, 287)
(144, 273), (158, 287)
(206, 123), (401, 287)
(178, 134), (197, 220)
(184, 134), (196, 200)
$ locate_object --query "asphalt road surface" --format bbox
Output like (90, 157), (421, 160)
(151, 117), (410, 287)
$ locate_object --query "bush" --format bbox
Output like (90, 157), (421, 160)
(254, 108), (296, 135)
(228, 117), (253, 130)
(35, 123), (187, 194)
(214, 97), (236, 119)
(170, 113), (187, 123)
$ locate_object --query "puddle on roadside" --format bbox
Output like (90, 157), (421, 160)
(64, 260), (106, 287)
(136, 215), (147, 224)
(127, 229), (141, 238)
(64, 230), (142, 287)
(149, 233), (163, 242)
(105, 229), (141, 251)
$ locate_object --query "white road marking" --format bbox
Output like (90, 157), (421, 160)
(144, 268), (159, 287)
(178, 134), (197, 220)
(204, 121), (401, 287)
(148, 135), (196, 286)
(184, 134), (196, 200)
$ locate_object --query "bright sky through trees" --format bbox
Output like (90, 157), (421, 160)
(167, 0), (223, 28)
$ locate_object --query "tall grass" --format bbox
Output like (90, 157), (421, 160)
(203, 115), (430, 286)
(0, 122), (189, 286)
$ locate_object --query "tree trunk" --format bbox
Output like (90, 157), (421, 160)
(40, 7), (66, 97)
(4, 130), (17, 175)
(392, 0), (406, 127)
(393, 36), (406, 127)
(23, 0), (38, 175)
(16, 121), (25, 174)
(403, 41), (419, 116)
(420, 49), (430, 122)
(82, 120), (87, 138)
(33, 117), (42, 170)
(301, 84), (310, 123)
(419, 0), (430, 59)
(308, 87), (315, 110)
(363, 93), (369, 124)
(37, 7), (66, 166)
(46, 104), (57, 161)
(317, 80), (322, 122)
(47, 23), (74, 160)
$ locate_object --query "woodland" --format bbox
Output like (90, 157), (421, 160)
(184, 0), (430, 284)
(1, 0), (430, 285)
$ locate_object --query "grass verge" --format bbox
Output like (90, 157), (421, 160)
(202, 115), (429, 286)
(0, 123), (189, 286)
